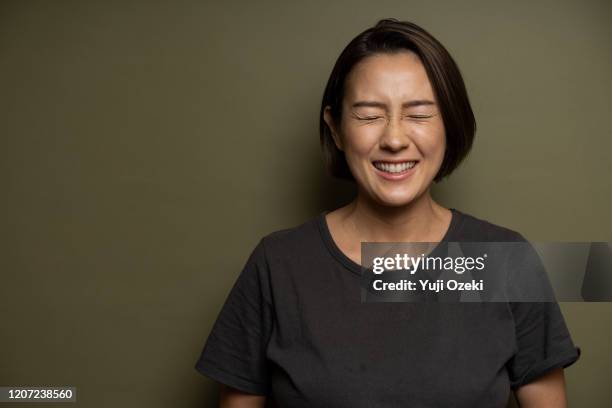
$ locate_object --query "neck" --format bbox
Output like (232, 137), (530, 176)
(341, 187), (448, 242)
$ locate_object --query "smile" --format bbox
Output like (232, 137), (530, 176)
(371, 160), (419, 181)
(372, 161), (418, 174)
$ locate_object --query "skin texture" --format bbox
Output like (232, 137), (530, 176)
(218, 384), (266, 407)
(514, 368), (568, 407)
(217, 50), (568, 407)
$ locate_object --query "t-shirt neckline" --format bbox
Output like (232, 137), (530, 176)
(317, 207), (464, 276)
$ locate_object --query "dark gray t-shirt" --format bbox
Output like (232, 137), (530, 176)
(195, 208), (580, 407)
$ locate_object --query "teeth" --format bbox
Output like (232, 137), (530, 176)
(373, 161), (417, 173)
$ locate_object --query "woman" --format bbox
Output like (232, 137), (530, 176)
(195, 18), (580, 407)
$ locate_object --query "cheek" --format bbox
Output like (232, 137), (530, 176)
(342, 126), (379, 160)
(415, 123), (446, 160)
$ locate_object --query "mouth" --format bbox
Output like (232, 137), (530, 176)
(372, 160), (419, 174)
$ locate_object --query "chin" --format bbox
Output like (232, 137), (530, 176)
(373, 192), (419, 208)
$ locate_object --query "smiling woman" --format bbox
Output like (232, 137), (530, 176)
(324, 51), (449, 206)
(195, 18), (580, 408)
(319, 21), (475, 188)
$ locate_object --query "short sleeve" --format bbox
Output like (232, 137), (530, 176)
(507, 301), (580, 389)
(194, 238), (274, 395)
(504, 235), (581, 388)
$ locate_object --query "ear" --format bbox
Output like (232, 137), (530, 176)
(323, 106), (344, 151)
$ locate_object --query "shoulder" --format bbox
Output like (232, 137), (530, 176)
(257, 213), (323, 259)
(452, 208), (527, 242)
(237, 215), (322, 285)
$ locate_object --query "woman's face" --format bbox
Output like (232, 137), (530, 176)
(324, 51), (446, 207)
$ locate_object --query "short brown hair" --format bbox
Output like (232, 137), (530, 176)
(319, 18), (476, 183)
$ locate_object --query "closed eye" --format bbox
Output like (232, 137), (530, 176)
(354, 114), (434, 121)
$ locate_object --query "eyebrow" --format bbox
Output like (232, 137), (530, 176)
(351, 99), (435, 109)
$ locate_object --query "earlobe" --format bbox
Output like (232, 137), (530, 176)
(323, 106), (344, 151)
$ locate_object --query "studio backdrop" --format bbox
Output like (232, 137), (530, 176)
(1, 0), (611, 407)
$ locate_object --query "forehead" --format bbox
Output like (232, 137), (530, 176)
(344, 51), (434, 102)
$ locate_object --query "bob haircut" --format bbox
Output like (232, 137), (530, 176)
(319, 18), (476, 183)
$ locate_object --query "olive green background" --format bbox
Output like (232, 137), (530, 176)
(1, 0), (610, 406)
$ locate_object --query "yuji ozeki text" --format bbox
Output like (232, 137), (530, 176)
(371, 253), (487, 275)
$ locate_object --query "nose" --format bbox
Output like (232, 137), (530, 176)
(379, 115), (411, 152)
